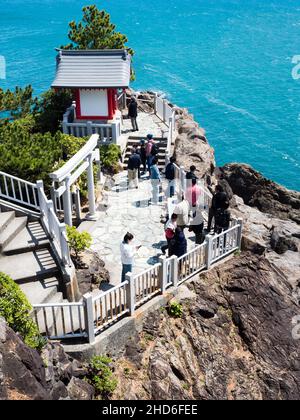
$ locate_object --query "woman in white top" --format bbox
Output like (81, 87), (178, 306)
(120, 233), (141, 283)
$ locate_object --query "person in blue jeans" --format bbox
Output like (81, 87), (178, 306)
(120, 232), (141, 282)
(150, 157), (161, 204)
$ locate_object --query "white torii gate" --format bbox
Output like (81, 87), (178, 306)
(50, 134), (100, 226)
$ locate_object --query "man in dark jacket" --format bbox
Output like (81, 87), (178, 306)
(128, 96), (139, 132)
(207, 185), (228, 232)
(165, 156), (176, 198)
(139, 140), (147, 174)
(127, 148), (141, 189)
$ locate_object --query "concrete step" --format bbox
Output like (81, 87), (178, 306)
(3, 221), (50, 256)
(0, 211), (15, 235)
(0, 216), (27, 252)
(0, 248), (59, 283)
(20, 277), (60, 305)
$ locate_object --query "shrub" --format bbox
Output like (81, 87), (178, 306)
(66, 226), (92, 260)
(0, 272), (45, 350)
(87, 355), (118, 399)
(100, 144), (121, 173)
(168, 301), (183, 319)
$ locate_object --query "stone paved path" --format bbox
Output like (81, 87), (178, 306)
(80, 172), (196, 287)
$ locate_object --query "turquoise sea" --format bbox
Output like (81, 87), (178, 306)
(1, 0), (300, 191)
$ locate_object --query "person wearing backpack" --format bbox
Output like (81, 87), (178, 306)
(146, 134), (155, 174)
(165, 156), (176, 198)
(139, 139), (147, 174)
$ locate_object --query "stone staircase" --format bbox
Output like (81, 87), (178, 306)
(0, 206), (64, 306)
(123, 136), (168, 171)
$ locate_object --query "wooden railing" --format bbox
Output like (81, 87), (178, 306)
(36, 181), (71, 267)
(133, 264), (161, 308)
(93, 282), (129, 334)
(33, 220), (243, 344)
(32, 301), (86, 341)
(0, 171), (39, 211)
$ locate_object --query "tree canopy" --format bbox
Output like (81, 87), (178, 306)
(0, 86), (38, 123)
(61, 4), (135, 78)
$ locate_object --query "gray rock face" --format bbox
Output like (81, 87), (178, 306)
(0, 318), (94, 400)
(173, 109), (217, 187)
(112, 254), (300, 400)
(221, 163), (300, 224)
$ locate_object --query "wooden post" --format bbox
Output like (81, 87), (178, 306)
(62, 176), (73, 227)
(87, 121), (93, 136)
(171, 255), (178, 288)
(237, 218), (243, 250)
(205, 235), (214, 269)
(159, 256), (168, 294)
(83, 294), (95, 344)
(86, 153), (97, 221)
(125, 273), (135, 316)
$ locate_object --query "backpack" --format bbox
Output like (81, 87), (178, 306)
(165, 228), (175, 240)
(215, 209), (230, 229)
(151, 144), (159, 156)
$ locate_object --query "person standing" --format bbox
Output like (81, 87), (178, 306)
(146, 134), (155, 174)
(161, 213), (178, 255)
(120, 233), (141, 283)
(169, 227), (187, 259)
(165, 156), (176, 198)
(150, 157), (161, 204)
(207, 185), (228, 232)
(127, 148), (141, 189)
(128, 96), (139, 132)
(139, 139), (147, 174)
(173, 194), (190, 230)
(186, 165), (198, 182)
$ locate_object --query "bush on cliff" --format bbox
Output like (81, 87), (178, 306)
(0, 272), (45, 350)
(100, 144), (121, 173)
(86, 355), (118, 400)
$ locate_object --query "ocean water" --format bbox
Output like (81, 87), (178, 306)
(1, 0), (300, 191)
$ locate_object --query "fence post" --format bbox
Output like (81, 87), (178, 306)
(83, 293), (95, 344)
(87, 121), (93, 136)
(46, 200), (55, 238)
(111, 122), (118, 143)
(158, 256), (168, 294)
(237, 218), (243, 250)
(180, 166), (186, 195)
(163, 99), (167, 123)
(170, 255), (179, 288)
(205, 235), (213, 269)
(125, 273), (135, 316)
(154, 93), (158, 114)
(36, 180), (44, 212)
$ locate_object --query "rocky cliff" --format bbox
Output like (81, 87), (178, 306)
(0, 317), (94, 400)
(109, 105), (300, 400)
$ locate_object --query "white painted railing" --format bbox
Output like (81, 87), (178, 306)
(177, 242), (207, 285)
(0, 171), (39, 211)
(93, 282), (129, 334)
(36, 181), (71, 267)
(155, 95), (175, 126)
(33, 219), (243, 344)
(62, 121), (119, 144)
(32, 301), (86, 340)
(133, 264), (161, 308)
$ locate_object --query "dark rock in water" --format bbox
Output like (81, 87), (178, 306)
(221, 163), (300, 224)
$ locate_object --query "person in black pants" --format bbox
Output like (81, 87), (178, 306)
(165, 156), (176, 198)
(207, 185), (228, 232)
(139, 140), (147, 175)
(128, 96), (139, 132)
